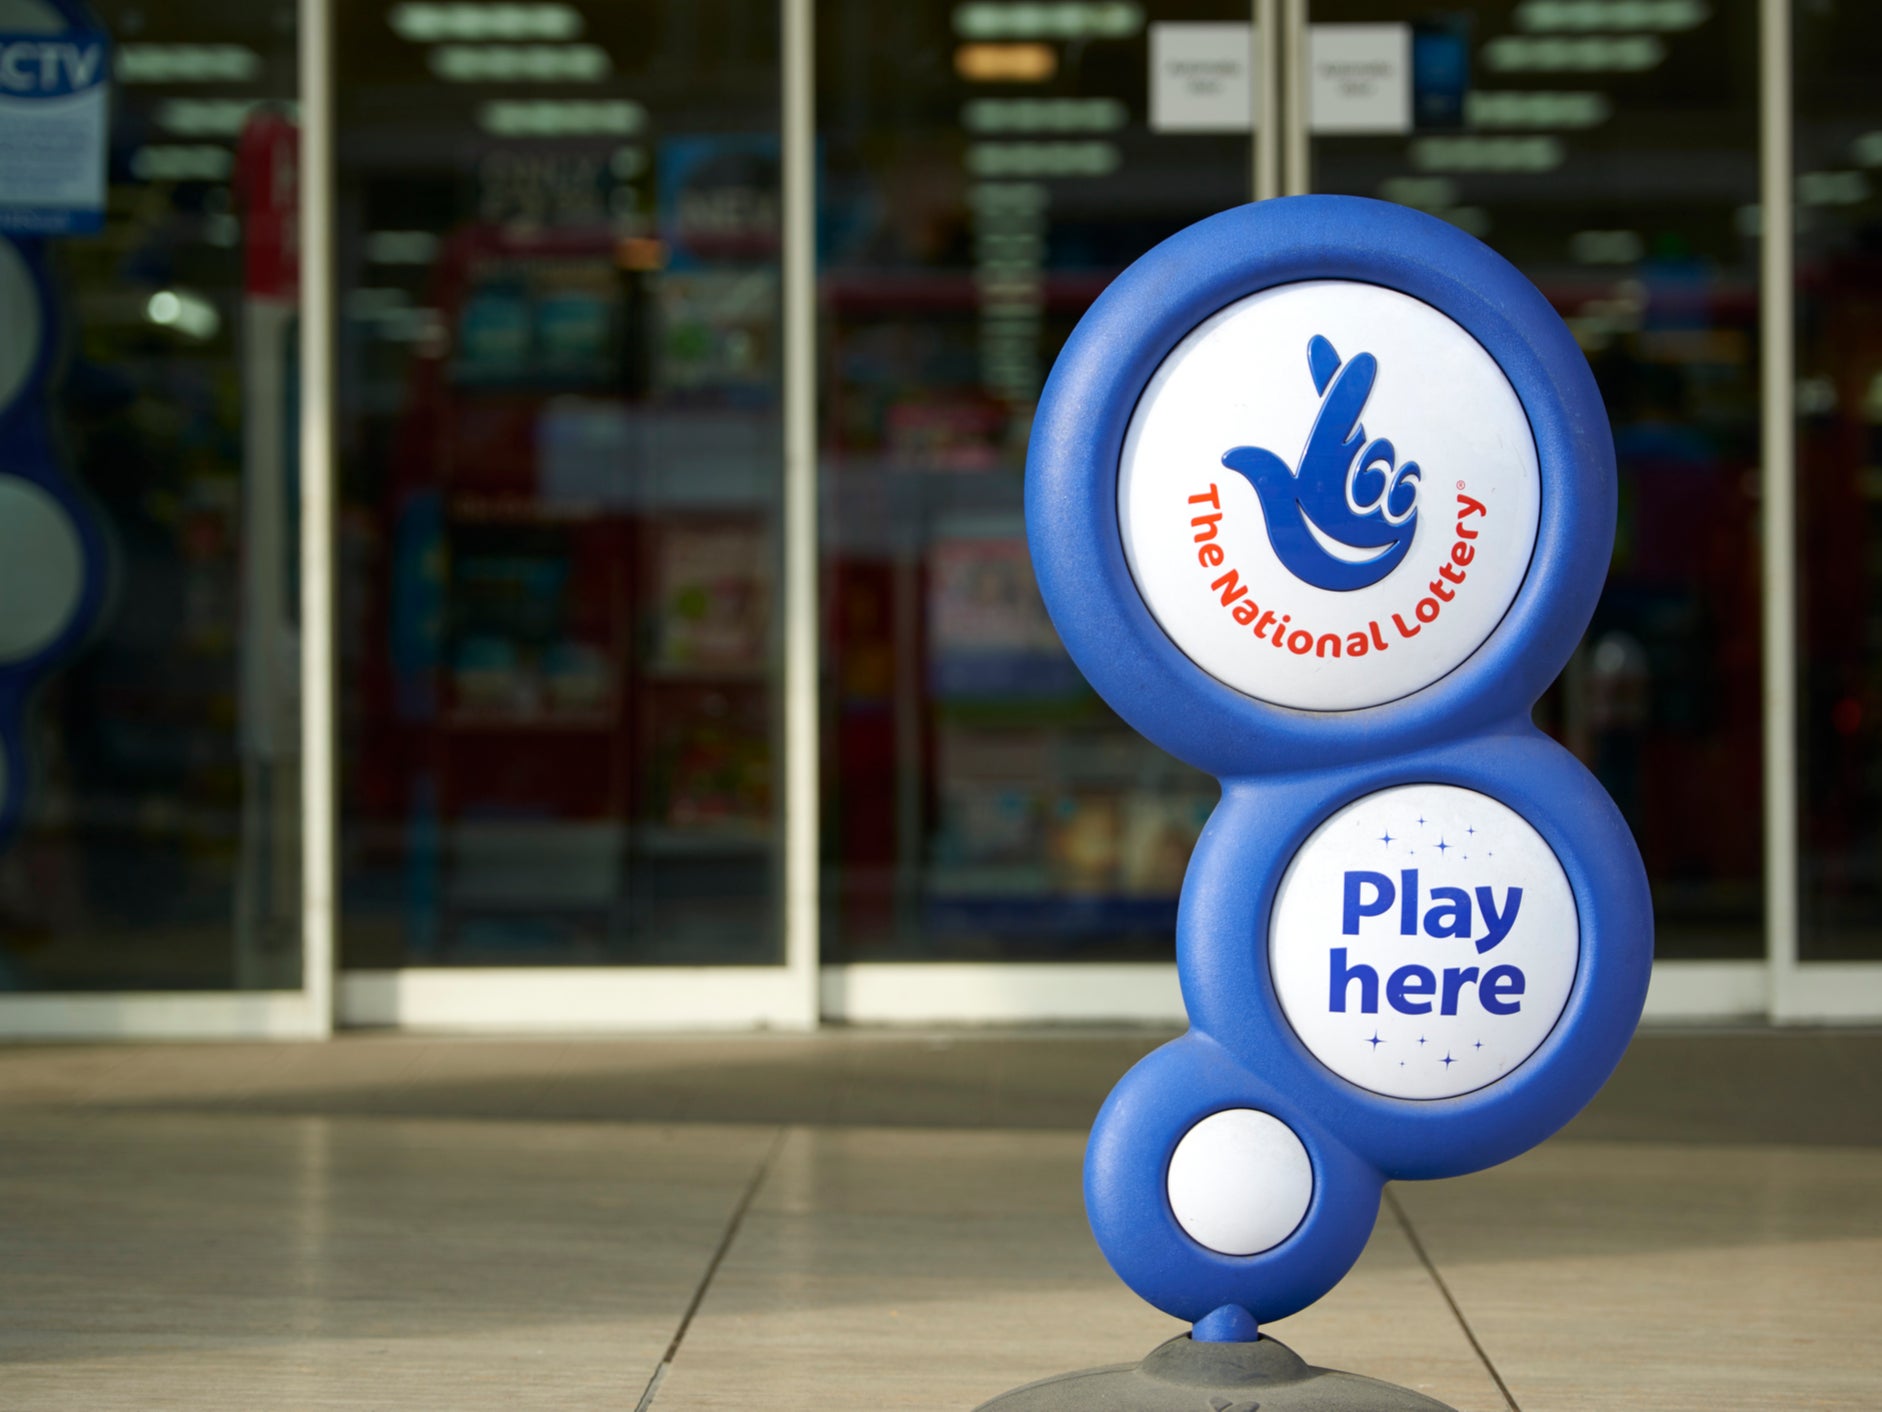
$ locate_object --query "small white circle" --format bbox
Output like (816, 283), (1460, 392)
(1270, 784), (1579, 1100)
(1165, 1108), (1314, 1256)
(1118, 281), (1541, 711)
(0, 477), (87, 663)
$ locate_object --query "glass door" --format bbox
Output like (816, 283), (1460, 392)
(1789, 0), (1882, 1018)
(0, 0), (320, 1037)
(1302, 0), (1770, 1020)
(815, 0), (1253, 1023)
(331, 0), (812, 1028)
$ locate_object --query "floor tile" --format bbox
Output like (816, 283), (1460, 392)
(4, 1029), (1878, 1144)
(1393, 1141), (1882, 1411)
(657, 1127), (1507, 1412)
(0, 1112), (774, 1411)
(1, 1033), (1877, 1410)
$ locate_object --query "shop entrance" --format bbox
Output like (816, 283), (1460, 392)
(7, 0), (1882, 1036)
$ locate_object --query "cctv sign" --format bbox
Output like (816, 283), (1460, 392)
(0, 11), (111, 236)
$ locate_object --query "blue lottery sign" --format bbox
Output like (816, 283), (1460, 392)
(0, 231), (110, 851)
(1024, 196), (1652, 1335)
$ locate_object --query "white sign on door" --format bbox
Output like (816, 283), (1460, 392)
(1149, 23), (1411, 137)
(0, 29), (111, 234)
(1309, 23), (1411, 135)
(1149, 23), (1257, 135)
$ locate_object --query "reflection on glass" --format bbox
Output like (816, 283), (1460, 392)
(1796, 6), (1882, 961)
(1310, 0), (1763, 959)
(819, 0), (1249, 961)
(0, 0), (301, 991)
(336, 1), (784, 966)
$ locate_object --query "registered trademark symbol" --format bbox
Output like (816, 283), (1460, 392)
(1456, 479), (1465, 490)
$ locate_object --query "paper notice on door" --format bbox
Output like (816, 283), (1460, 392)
(1309, 23), (1411, 135)
(1150, 23), (1258, 134)
(0, 29), (111, 234)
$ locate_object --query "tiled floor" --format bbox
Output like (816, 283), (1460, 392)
(0, 1030), (1878, 1410)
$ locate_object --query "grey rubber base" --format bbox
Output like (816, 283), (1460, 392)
(974, 1334), (1458, 1412)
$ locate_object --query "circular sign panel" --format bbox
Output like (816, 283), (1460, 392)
(1119, 280), (1541, 712)
(1269, 783), (1578, 1100)
(0, 238), (42, 415)
(0, 476), (85, 664)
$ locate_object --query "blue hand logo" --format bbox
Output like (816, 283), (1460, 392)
(1222, 335), (1422, 592)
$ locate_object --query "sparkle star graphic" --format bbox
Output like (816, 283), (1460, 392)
(1380, 831), (1394, 846)
(1474, 1041), (1483, 1050)
(1417, 1036), (1427, 1046)
(1366, 1031), (1384, 1050)
(1417, 815), (1426, 826)
(1435, 838), (1450, 854)
(1466, 826), (1476, 836)
(1440, 1053), (1456, 1068)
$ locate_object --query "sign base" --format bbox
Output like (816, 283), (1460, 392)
(975, 1334), (1457, 1412)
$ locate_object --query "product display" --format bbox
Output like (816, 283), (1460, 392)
(346, 196), (782, 964)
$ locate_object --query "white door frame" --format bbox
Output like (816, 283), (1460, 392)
(812, 961), (1771, 1028)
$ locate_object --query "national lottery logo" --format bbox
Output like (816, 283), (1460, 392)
(1118, 279), (1542, 712)
(1222, 335), (1421, 593)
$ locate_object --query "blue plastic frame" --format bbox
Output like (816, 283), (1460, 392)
(1029, 196), (1615, 776)
(0, 236), (112, 852)
(1026, 197), (1652, 1329)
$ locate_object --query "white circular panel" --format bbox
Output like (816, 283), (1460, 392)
(1165, 1108), (1313, 1256)
(1270, 784), (1578, 1100)
(1119, 281), (1540, 711)
(0, 477), (86, 662)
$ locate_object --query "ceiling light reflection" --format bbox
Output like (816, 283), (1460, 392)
(963, 97), (1127, 133)
(1569, 229), (1644, 263)
(954, 42), (1058, 82)
(1467, 90), (1610, 129)
(146, 288), (221, 340)
(1409, 135), (1565, 173)
(1798, 170), (1871, 207)
(131, 145), (235, 181)
(390, 3), (583, 42)
(116, 44), (260, 83)
(1514, 0), (1707, 32)
(1482, 35), (1664, 72)
(966, 141), (1120, 178)
(954, 2), (1142, 40)
(477, 99), (645, 136)
(428, 43), (610, 82)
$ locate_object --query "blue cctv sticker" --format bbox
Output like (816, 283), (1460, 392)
(0, 0), (112, 236)
(1025, 196), (1652, 1330)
